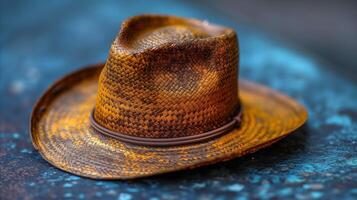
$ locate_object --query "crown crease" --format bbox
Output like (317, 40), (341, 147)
(94, 15), (240, 138)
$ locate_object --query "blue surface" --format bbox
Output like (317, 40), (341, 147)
(0, 1), (356, 199)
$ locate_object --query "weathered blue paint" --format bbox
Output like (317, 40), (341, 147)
(0, 0), (356, 200)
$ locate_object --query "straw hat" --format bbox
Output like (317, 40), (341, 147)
(30, 15), (307, 179)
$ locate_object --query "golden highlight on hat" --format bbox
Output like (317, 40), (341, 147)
(30, 15), (307, 179)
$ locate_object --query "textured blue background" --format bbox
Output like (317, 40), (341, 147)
(0, 1), (356, 199)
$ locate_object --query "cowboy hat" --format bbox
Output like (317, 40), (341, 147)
(30, 14), (307, 179)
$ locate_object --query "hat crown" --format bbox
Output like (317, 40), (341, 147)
(94, 15), (240, 138)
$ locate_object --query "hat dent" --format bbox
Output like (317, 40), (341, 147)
(94, 15), (240, 139)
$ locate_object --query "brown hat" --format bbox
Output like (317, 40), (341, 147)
(30, 14), (307, 179)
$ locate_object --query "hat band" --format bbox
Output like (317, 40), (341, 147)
(89, 108), (242, 146)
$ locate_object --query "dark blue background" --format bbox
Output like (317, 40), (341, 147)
(1, 1), (356, 199)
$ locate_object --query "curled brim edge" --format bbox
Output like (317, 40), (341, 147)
(30, 63), (308, 179)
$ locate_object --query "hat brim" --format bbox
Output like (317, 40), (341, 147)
(30, 63), (307, 179)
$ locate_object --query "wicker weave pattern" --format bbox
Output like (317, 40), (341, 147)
(93, 15), (240, 138)
(30, 15), (308, 179)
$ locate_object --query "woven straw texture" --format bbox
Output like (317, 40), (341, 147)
(31, 64), (307, 179)
(94, 15), (239, 138)
(30, 15), (307, 179)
